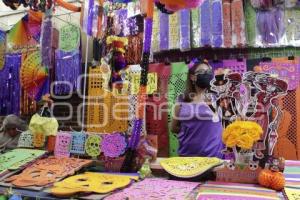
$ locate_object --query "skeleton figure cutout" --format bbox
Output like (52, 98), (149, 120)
(85, 135), (102, 157)
(18, 130), (34, 148)
(54, 132), (72, 158)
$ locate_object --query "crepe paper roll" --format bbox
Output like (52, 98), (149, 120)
(56, 0), (81, 12)
(191, 7), (201, 48)
(201, 0), (211, 46)
(0, 53), (21, 116)
(169, 12), (180, 50)
(54, 132), (72, 158)
(222, 0), (231, 48)
(159, 12), (169, 51)
(180, 9), (191, 51)
(211, 0), (223, 48)
(231, 0), (246, 47)
(151, 7), (160, 52)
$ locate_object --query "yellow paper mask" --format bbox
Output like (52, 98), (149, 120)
(51, 172), (137, 197)
(160, 157), (223, 178)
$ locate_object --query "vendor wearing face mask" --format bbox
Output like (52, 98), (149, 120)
(171, 59), (224, 158)
(0, 115), (28, 152)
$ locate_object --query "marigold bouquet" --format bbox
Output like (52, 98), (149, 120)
(222, 121), (263, 150)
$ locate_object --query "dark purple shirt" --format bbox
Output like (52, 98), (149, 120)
(177, 101), (224, 158)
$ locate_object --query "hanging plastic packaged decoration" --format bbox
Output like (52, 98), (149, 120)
(55, 50), (81, 95)
(179, 9), (191, 51)
(231, 0), (246, 47)
(70, 132), (86, 155)
(211, 0), (223, 48)
(159, 12), (169, 51)
(0, 30), (6, 70)
(191, 7), (201, 48)
(222, 0), (231, 48)
(40, 17), (53, 68)
(101, 133), (127, 158)
(0, 53), (21, 116)
(285, 9), (300, 46)
(168, 12), (180, 50)
(244, 0), (257, 47)
(18, 130), (34, 148)
(54, 132), (72, 158)
(59, 24), (80, 52)
(256, 8), (285, 46)
(85, 134), (102, 157)
(151, 7), (160, 52)
(82, 0), (94, 36)
(201, 0), (211, 46)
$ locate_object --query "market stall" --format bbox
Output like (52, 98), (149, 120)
(0, 0), (300, 199)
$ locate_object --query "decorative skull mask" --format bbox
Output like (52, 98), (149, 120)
(85, 135), (102, 157)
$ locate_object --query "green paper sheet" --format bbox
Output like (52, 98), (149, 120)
(0, 148), (46, 174)
(168, 62), (188, 156)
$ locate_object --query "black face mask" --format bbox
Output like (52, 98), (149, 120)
(196, 73), (213, 89)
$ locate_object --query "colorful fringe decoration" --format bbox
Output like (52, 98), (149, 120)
(0, 53), (21, 115)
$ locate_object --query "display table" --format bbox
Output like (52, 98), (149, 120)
(0, 159), (298, 200)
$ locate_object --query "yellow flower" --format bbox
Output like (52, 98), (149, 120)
(237, 134), (255, 149)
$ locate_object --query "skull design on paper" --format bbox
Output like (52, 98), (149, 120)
(85, 135), (102, 157)
(54, 132), (72, 158)
(18, 130), (34, 148)
(70, 132), (86, 155)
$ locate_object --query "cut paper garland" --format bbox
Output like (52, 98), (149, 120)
(0, 53), (21, 116)
(160, 157), (223, 178)
(70, 132), (86, 155)
(0, 149), (46, 175)
(55, 50), (81, 95)
(105, 178), (199, 200)
(59, 24), (80, 52)
(101, 133), (127, 158)
(54, 132), (72, 158)
(85, 135), (102, 157)
(0, 30), (6, 70)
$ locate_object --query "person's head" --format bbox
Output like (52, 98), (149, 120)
(182, 59), (213, 102)
(0, 115), (27, 137)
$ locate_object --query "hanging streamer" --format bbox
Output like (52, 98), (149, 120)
(0, 53), (21, 115)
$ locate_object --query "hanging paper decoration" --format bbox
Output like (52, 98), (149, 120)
(159, 12), (169, 51)
(179, 9), (191, 51)
(40, 17), (53, 68)
(222, 0), (231, 48)
(168, 12), (180, 50)
(285, 9), (300, 46)
(7, 13), (41, 51)
(105, 178), (199, 200)
(231, 0), (246, 47)
(54, 132), (72, 158)
(59, 24), (80, 52)
(55, 50), (81, 95)
(0, 53), (21, 116)
(51, 172), (136, 197)
(82, 0), (95, 36)
(0, 149), (46, 176)
(5, 157), (92, 187)
(191, 7), (201, 48)
(70, 132), (86, 155)
(211, 0), (223, 48)
(20, 51), (48, 100)
(201, 0), (211, 46)
(18, 130), (34, 148)
(101, 133), (127, 158)
(85, 134), (102, 157)
(259, 58), (300, 91)
(0, 30), (6, 70)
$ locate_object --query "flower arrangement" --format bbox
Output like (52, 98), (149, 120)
(223, 121), (263, 150)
